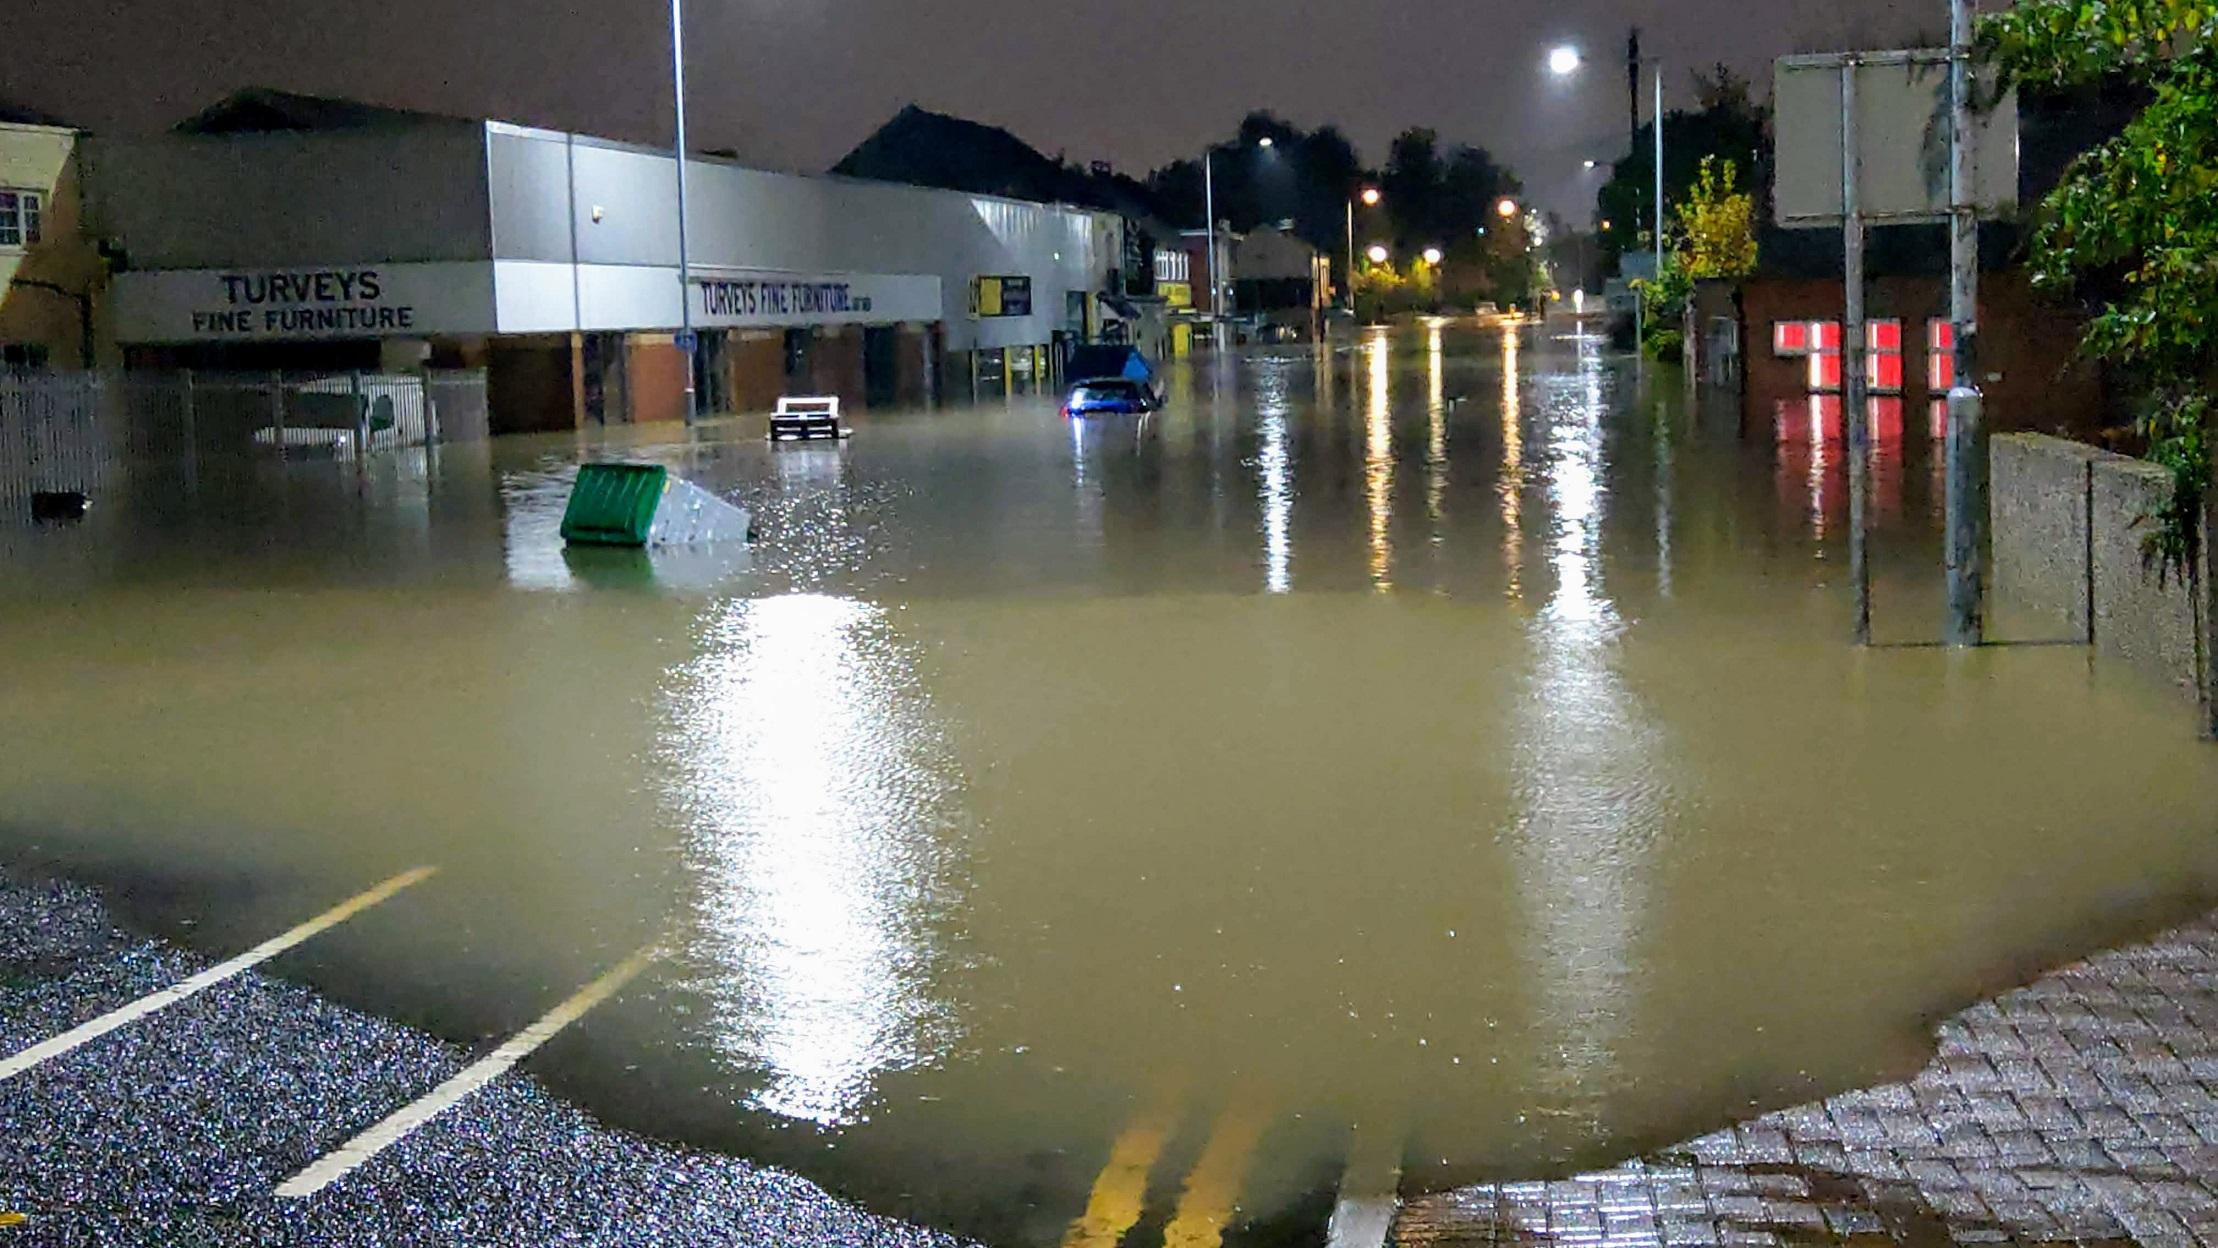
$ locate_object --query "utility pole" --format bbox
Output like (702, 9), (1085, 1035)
(1944, 0), (1985, 645)
(1843, 59), (1872, 646)
(1627, 28), (1643, 152)
(670, 0), (697, 426)
(1205, 152), (1219, 346)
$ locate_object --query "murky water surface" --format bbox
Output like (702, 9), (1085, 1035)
(5, 323), (2216, 1244)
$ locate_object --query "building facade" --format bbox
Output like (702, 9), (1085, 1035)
(83, 105), (1127, 431)
(1, 117), (105, 370)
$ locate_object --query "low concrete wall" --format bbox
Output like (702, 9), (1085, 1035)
(2090, 454), (2203, 698)
(1992, 433), (2098, 640)
(1992, 432), (2208, 703)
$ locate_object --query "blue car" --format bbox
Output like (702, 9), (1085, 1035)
(1062, 378), (1161, 418)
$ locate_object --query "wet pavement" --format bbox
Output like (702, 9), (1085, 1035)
(1398, 908), (2218, 1247)
(3, 320), (2217, 1244)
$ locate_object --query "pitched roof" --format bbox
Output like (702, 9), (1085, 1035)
(832, 105), (1070, 202)
(175, 88), (468, 135)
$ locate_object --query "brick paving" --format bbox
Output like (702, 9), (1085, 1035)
(1396, 915), (2218, 1247)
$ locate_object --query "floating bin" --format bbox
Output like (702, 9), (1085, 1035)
(561, 463), (753, 548)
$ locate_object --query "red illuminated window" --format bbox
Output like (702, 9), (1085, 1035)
(1930, 399), (1950, 441)
(1773, 321), (1811, 356)
(1927, 320), (1956, 392)
(1866, 319), (1903, 393)
(1805, 321), (1843, 393)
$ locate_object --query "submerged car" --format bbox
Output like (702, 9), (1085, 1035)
(1062, 378), (1161, 417)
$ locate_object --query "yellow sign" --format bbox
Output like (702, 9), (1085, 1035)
(1160, 281), (1194, 309)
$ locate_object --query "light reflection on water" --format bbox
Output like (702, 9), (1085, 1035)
(1511, 333), (1658, 1138)
(666, 592), (961, 1128)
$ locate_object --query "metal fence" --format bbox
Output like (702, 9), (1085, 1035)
(0, 369), (489, 509)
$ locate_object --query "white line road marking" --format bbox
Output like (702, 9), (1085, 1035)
(274, 945), (662, 1199)
(0, 866), (438, 1084)
(1325, 1119), (1403, 1248)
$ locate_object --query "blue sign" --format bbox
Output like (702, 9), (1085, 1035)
(675, 330), (699, 353)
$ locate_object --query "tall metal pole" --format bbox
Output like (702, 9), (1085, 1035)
(1654, 66), (1665, 280)
(1205, 153), (1219, 345)
(1945, 0), (1985, 645)
(671, 0), (697, 425)
(1843, 60), (1872, 646)
(1346, 198), (1356, 314)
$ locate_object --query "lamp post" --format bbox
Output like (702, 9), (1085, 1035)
(670, 0), (696, 425)
(1347, 186), (1381, 313)
(1550, 42), (1665, 313)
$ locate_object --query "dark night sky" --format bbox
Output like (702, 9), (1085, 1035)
(5, 0), (1943, 220)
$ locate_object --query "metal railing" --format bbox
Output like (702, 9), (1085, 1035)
(0, 369), (488, 510)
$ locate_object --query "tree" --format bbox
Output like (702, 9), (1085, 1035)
(1676, 156), (1759, 279)
(1984, 0), (2218, 585)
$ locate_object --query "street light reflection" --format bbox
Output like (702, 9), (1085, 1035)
(1426, 322), (1447, 533)
(670, 593), (960, 1127)
(1499, 328), (1525, 601)
(1513, 331), (1658, 1130)
(1365, 329), (1394, 591)
(1256, 364), (1295, 595)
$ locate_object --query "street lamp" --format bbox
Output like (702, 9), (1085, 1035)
(1258, 136), (1275, 149)
(1421, 247), (1445, 266)
(1546, 43), (1663, 282)
(1496, 197), (1519, 220)
(1583, 159), (1599, 170)
(1367, 244), (1391, 265)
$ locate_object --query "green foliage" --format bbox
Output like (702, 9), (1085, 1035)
(1643, 328), (1686, 363)
(1984, 0), (2218, 582)
(1630, 251), (1694, 357)
(1353, 257), (1440, 320)
(1677, 157), (1760, 279)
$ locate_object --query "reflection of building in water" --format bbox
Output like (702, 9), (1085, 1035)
(1770, 394), (1912, 544)
(1510, 333), (1660, 1130)
(665, 593), (962, 1126)
(1364, 330), (1394, 591)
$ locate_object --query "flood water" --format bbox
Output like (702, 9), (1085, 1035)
(5, 321), (2218, 1245)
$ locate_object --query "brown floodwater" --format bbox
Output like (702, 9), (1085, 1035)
(3, 321), (2216, 1245)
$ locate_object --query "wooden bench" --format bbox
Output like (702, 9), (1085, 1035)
(768, 396), (846, 441)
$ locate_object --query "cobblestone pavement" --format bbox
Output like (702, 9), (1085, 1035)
(1397, 915), (2218, 1247)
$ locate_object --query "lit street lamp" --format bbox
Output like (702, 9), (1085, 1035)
(1366, 244), (1391, 265)
(1549, 42), (1663, 282)
(1421, 247), (1445, 266)
(1496, 197), (1519, 220)
(1258, 136), (1275, 148)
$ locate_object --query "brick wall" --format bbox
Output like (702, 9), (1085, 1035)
(1738, 272), (2102, 440)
